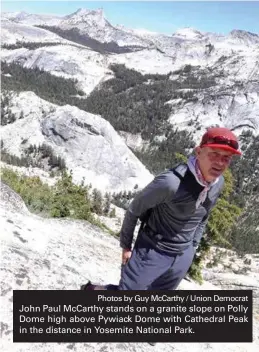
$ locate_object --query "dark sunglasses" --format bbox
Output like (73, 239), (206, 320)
(203, 136), (239, 150)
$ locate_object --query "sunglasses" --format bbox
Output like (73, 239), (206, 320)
(202, 136), (239, 150)
(207, 151), (232, 164)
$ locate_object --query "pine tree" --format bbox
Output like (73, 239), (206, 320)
(91, 188), (103, 215)
(103, 192), (111, 215)
(188, 168), (242, 283)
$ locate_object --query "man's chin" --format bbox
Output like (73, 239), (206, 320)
(208, 170), (223, 181)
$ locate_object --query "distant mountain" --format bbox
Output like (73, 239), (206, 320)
(229, 29), (259, 45)
(58, 8), (152, 48)
(1, 11), (62, 26)
(172, 27), (205, 40)
(1, 7), (259, 191)
(1, 21), (72, 45)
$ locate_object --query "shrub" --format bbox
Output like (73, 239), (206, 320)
(0, 168), (112, 233)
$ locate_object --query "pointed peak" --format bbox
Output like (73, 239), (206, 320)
(63, 7), (107, 27)
(73, 8), (90, 16)
(95, 8), (104, 15)
(72, 8), (104, 18)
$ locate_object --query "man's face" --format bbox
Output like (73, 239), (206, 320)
(195, 147), (233, 182)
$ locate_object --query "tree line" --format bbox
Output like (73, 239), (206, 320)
(2, 41), (62, 50)
(1, 142), (66, 172)
(1, 61), (215, 141)
(36, 26), (145, 54)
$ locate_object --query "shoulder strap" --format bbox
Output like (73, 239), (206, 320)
(170, 163), (188, 181)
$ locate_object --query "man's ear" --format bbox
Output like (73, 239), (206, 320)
(195, 146), (201, 156)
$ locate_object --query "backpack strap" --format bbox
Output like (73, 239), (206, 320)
(170, 163), (188, 181)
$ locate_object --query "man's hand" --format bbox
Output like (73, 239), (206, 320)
(122, 248), (132, 265)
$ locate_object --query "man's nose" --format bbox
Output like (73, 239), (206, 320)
(217, 156), (228, 165)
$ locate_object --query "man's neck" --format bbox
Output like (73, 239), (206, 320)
(195, 160), (211, 187)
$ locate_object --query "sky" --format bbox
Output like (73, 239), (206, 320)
(1, 1), (259, 35)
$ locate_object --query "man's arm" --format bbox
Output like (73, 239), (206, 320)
(120, 171), (177, 250)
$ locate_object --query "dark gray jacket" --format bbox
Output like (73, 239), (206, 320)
(120, 164), (224, 254)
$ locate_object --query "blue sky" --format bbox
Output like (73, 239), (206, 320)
(2, 1), (259, 35)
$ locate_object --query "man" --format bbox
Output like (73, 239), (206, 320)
(82, 127), (241, 291)
(118, 127), (241, 290)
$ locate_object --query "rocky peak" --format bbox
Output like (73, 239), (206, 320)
(11, 11), (28, 21)
(229, 29), (259, 44)
(58, 8), (149, 47)
(1, 10), (62, 26)
(73, 7), (104, 17)
(62, 7), (107, 28)
(172, 27), (204, 40)
(2, 11), (27, 20)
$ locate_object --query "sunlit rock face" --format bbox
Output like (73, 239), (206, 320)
(0, 183), (258, 352)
